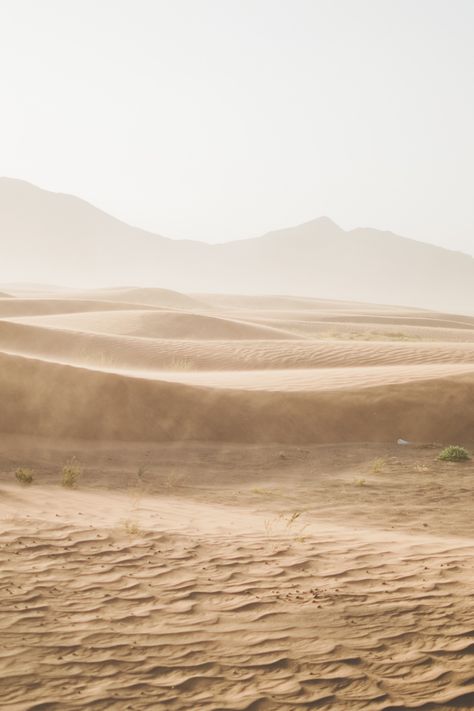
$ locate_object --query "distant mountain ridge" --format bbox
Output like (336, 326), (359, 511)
(1, 177), (473, 313)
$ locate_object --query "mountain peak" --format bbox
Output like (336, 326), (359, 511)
(277, 215), (343, 238)
(290, 216), (344, 237)
(287, 216), (342, 232)
(0, 178), (472, 313)
(312, 216), (340, 228)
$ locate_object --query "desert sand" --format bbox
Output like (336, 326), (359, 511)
(1, 286), (473, 710)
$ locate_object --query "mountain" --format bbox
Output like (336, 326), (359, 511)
(1, 177), (473, 313)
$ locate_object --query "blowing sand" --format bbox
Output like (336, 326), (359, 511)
(0, 288), (473, 710)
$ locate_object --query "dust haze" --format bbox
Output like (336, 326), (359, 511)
(1, 2), (473, 710)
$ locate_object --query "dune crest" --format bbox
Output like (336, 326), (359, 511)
(1, 290), (473, 443)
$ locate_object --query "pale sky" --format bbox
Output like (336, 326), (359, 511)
(0, 0), (473, 254)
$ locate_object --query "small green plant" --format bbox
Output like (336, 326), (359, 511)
(61, 457), (82, 488)
(354, 477), (366, 487)
(14, 468), (34, 486)
(438, 445), (470, 462)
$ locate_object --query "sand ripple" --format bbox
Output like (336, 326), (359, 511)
(1, 487), (473, 710)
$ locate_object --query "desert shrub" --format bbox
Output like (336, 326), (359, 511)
(15, 468), (34, 486)
(61, 457), (82, 488)
(438, 445), (470, 462)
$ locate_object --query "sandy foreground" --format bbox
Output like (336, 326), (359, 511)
(0, 287), (473, 710)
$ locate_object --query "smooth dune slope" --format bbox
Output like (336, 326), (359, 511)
(2, 318), (474, 372)
(1, 350), (474, 443)
(9, 309), (300, 340)
(0, 297), (150, 318)
(144, 363), (474, 391)
(68, 286), (210, 310)
(1, 290), (474, 443)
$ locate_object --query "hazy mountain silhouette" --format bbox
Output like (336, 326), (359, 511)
(1, 178), (473, 312)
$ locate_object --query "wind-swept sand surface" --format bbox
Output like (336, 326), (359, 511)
(0, 288), (473, 709)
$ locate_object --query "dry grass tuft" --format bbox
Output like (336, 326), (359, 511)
(61, 457), (82, 488)
(14, 468), (34, 486)
(370, 457), (386, 474)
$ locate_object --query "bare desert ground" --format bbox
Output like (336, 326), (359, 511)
(0, 287), (473, 710)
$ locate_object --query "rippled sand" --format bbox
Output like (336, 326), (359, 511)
(0, 288), (473, 709)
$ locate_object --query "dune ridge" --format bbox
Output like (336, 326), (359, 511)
(68, 286), (210, 311)
(9, 309), (300, 340)
(1, 350), (474, 443)
(1, 318), (474, 373)
(0, 297), (153, 318)
(1, 289), (474, 444)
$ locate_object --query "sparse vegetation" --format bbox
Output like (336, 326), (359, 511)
(414, 463), (430, 473)
(438, 445), (470, 462)
(370, 457), (386, 474)
(14, 468), (34, 486)
(251, 486), (280, 497)
(285, 511), (302, 527)
(61, 457), (82, 488)
(282, 511), (308, 541)
(354, 477), (366, 487)
(263, 511), (308, 540)
(122, 518), (141, 535)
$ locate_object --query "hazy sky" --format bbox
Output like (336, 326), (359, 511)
(1, 0), (473, 254)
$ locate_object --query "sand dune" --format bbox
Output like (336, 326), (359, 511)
(69, 286), (210, 311)
(1, 318), (474, 373)
(0, 282), (78, 297)
(147, 363), (474, 391)
(195, 293), (394, 311)
(1, 289), (474, 709)
(9, 309), (300, 340)
(1, 350), (474, 443)
(224, 316), (474, 342)
(194, 296), (474, 342)
(0, 297), (151, 318)
(0, 292), (473, 445)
